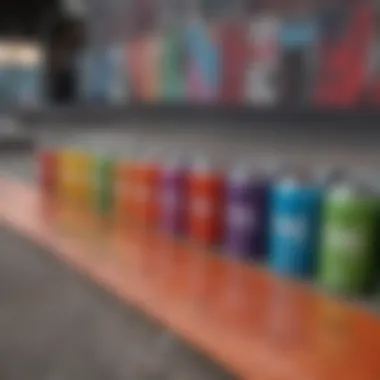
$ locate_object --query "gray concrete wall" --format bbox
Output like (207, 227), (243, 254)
(32, 120), (380, 171)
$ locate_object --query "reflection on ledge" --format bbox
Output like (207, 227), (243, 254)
(17, 105), (380, 128)
(2, 179), (380, 380)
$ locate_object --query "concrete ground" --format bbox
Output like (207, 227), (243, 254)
(0, 151), (233, 380)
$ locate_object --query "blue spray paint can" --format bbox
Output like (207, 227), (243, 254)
(269, 175), (322, 277)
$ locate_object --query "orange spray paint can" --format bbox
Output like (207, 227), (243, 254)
(134, 159), (160, 228)
(187, 159), (225, 245)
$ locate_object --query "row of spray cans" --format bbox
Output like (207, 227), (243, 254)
(38, 148), (379, 297)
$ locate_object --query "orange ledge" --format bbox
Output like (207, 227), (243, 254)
(2, 179), (380, 380)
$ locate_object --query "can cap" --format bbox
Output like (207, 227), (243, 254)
(138, 147), (161, 165)
(192, 157), (215, 173)
(350, 168), (380, 195)
(277, 176), (301, 190)
(328, 178), (377, 200)
(261, 157), (288, 178)
(328, 183), (357, 200)
(229, 163), (269, 183)
(229, 163), (253, 182)
(163, 155), (186, 172)
(314, 166), (345, 186)
(276, 168), (312, 188)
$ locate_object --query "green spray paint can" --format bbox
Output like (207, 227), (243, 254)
(318, 182), (379, 295)
(93, 156), (115, 217)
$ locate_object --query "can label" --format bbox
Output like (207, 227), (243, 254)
(227, 205), (256, 228)
(187, 172), (224, 245)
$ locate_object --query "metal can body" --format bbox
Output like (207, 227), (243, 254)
(224, 169), (268, 260)
(58, 149), (79, 203)
(114, 162), (135, 224)
(38, 150), (58, 196)
(74, 152), (94, 208)
(318, 184), (378, 294)
(269, 178), (322, 277)
(187, 165), (224, 245)
(93, 157), (115, 217)
(134, 162), (160, 227)
(160, 164), (187, 235)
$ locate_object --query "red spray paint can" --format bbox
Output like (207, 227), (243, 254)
(38, 150), (58, 196)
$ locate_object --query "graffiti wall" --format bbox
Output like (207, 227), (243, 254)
(81, 0), (380, 109)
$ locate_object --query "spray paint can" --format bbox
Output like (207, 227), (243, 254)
(159, 159), (188, 235)
(38, 150), (58, 196)
(58, 149), (79, 203)
(224, 165), (268, 260)
(187, 159), (224, 246)
(93, 156), (115, 217)
(134, 156), (160, 228)
(114, 160), (135, 224)
(269, 174), (322, 277)
(318, 181), (379, 295)
(59, 149), (92, 206)
(74, 151), (94, 209)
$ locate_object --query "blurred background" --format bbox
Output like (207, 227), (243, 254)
(1, 2), (380, 380)
(1, 0), (379, 109)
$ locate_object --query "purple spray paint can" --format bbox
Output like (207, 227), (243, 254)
(159, 159), (187, 235)
(224, 165), (269, 260)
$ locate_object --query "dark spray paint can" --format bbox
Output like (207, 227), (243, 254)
(224, 166), (269, 260)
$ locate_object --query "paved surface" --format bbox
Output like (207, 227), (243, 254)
(0, 227), (233, 380)
(0, 151), (233, 380)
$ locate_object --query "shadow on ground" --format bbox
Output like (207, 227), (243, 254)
(0, 227), (234, 380)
